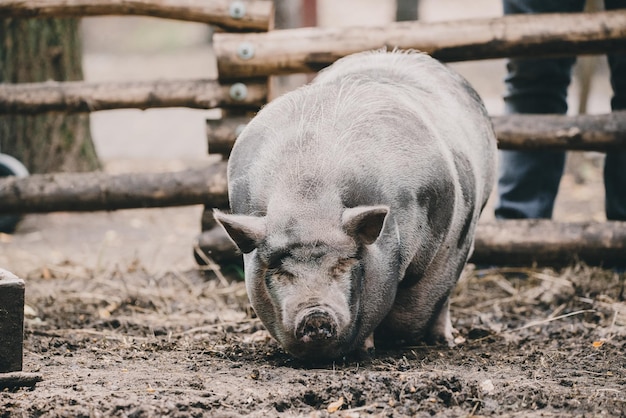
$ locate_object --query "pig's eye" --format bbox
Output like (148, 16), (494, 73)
(330, 257), (358, 277)
(263, 249), (291, 270)
(266, 256), (284, 271)
(267, 270), (294, 286)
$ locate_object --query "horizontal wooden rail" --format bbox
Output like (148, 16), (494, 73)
(214, 10), (626, 79)
(207, 112), (626, 156)
(493, 111), (626, 151)
(1, 164), (623, 267)
(0, 163), (228, 213)
(471, 220), (626, 267)
(207, 114), (250, 156)
(0, 0), (274, 32)
(0, 79), (267, 114)
(195, 220), (626, 267)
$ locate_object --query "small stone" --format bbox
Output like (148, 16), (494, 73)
(481, 379), (495, 394)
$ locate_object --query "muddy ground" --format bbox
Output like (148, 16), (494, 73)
(0, 251), (624, 417)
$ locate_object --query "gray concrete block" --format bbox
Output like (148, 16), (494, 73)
(0, 268), (24, 373)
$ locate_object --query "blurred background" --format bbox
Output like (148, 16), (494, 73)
(81, 0), (612, 163)
(0, 0), (613, 275)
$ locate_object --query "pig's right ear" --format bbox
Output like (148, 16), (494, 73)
(213, 210), (266, 254)
(342, 205), (389, 245)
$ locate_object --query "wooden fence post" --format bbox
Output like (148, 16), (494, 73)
(0, 268), (43, 389)
(0, 269), (24, 373)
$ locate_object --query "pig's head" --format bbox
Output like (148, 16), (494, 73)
(214, 205), (389, 360)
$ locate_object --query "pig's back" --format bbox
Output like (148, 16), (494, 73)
(228, 50), (495, 221)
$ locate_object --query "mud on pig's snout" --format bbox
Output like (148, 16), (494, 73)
(295, 310), (337, 343)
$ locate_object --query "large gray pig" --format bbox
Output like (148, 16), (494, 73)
(215, 50), (496, 360)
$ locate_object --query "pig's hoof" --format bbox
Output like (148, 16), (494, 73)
(355, 333), (376, 360)
(426, 327), (456, 348)
(356, 345), (376, 361)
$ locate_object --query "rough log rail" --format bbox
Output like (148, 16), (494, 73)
(195, 220), (626, 267)
(1, 166), (624, 267)
(214, 10), (626, 79)
(493, 112), (626, 151)
(0, 0), (274, 32)
(471, 220), (626, 267)
(207, 112), (626, 156)
(0, 79), (267, 114)
(0, 162), (228, 213)
(207, 115), (249, 156)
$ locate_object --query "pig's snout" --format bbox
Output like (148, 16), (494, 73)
(295, 311), (337, 343)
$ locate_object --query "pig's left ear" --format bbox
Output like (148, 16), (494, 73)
(342, 205), (389, 245)
(214, 210), (266, 253)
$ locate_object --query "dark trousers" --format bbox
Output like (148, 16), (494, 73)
(495, 0), (626, 220)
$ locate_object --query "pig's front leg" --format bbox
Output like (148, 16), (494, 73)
(427, 297), (456, 347)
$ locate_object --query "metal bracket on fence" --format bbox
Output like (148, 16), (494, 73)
(229, 1), (247, 19)
(229, 83), (248, 101)
(236, 42), (255, 60)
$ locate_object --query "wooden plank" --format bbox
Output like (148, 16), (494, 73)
(0, 163), (229, 213)
(0, 0), (274, 32)
(0, 79), (267, 114)
(214, 10), (626, 79)
(0, 269), (24, 373)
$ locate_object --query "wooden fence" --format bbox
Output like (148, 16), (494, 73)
(0, 0), (625, 266)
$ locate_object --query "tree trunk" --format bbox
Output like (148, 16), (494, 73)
(0, 18), (100, 173)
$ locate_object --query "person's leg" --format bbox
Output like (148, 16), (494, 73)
(495, 0), (585, 219)
(603, 0), (626, 221)
(497, 151), (566, 219)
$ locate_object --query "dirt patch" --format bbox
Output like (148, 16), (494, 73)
(1, 259), (624, 417)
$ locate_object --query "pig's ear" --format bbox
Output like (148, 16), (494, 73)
(342, 205), (389, 245)
(214, 210), (266, 253)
